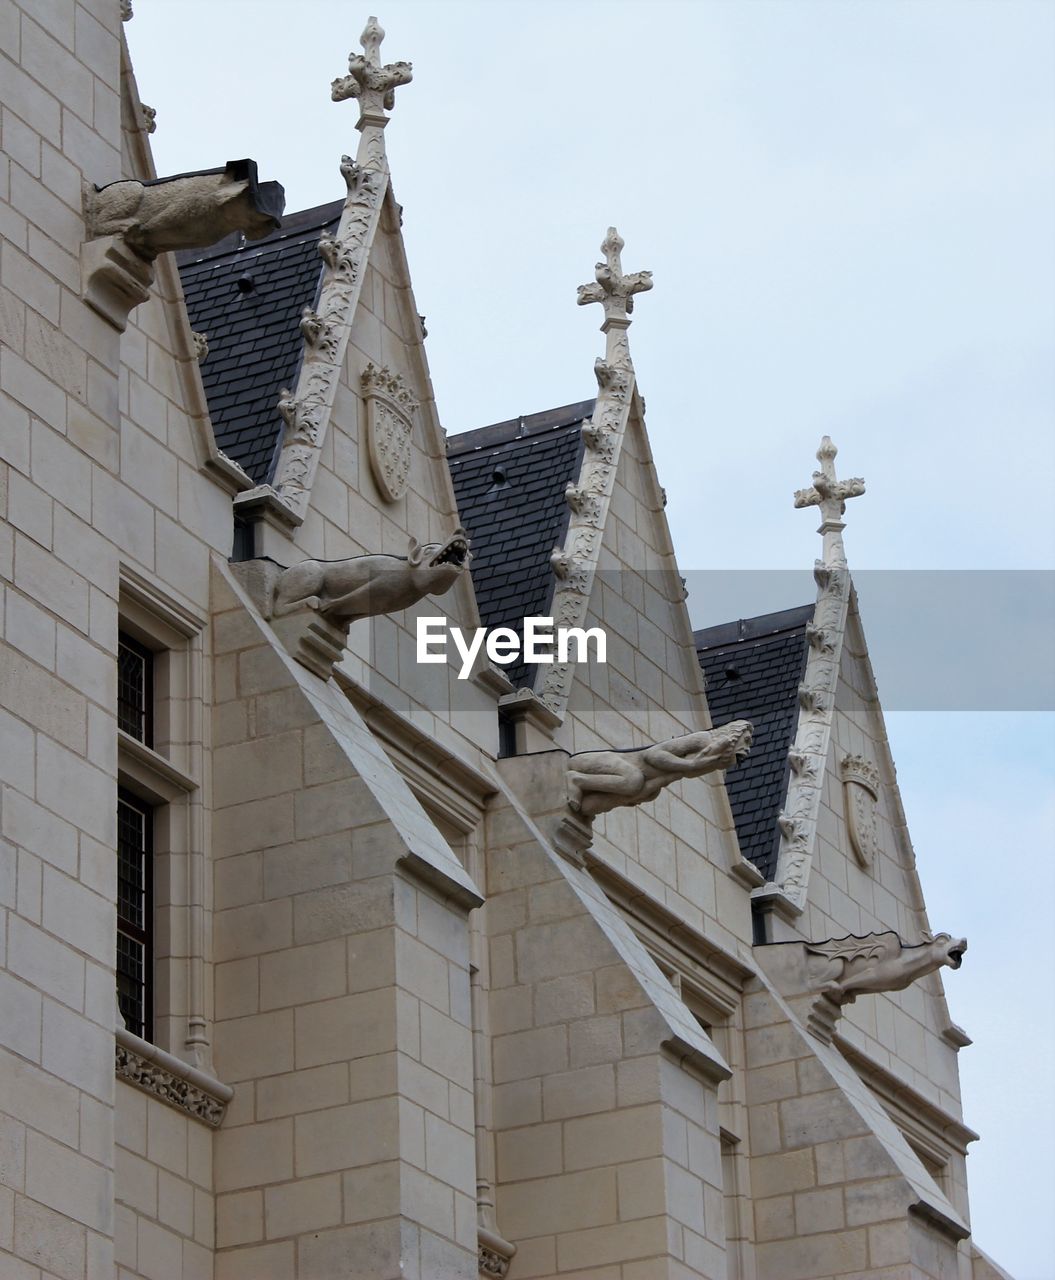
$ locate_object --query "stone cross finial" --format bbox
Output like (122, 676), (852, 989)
(793, 436), (865, 564)
(332, 15), (413, 134)
(577, 227), (652, 364)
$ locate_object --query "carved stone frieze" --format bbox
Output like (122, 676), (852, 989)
(478, 1226), (517, 1277)
(766, 438), (866, 910)
(361, 363), (419, 502)
(115, 1041), (227, 1127)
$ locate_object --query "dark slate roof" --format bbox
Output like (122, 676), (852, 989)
(695, 605), (814, 881)
(447, 401), (591, 689)
(176, 199), (343, 483)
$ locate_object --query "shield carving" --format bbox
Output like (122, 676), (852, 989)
(841, 754), (880, 870)
(361, 363), (418, 502)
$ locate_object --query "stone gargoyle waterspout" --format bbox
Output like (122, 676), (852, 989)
(806, 930), (967, 1005)
(269, 529), (471, 624)
(85, 158), (284, 258)
(82, 158), (284, 330)
(566, 720), (753, 818)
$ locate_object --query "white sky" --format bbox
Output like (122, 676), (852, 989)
(127, 3), (1054, 1274)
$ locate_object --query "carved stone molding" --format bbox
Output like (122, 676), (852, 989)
(841, 753), (880, 869)
(768, 439), (866, 908)
(362, 363), (418, 501)
(478, 1227), (516, 1277)
(236, 155), (388, 527)
(539, 240), (647, 718)
(115, 1029), (232, 1128)
(235, 17), (410, 528)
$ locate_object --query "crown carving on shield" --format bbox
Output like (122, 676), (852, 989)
(361, 363), (418, 412)
(840, 754), (880, 797)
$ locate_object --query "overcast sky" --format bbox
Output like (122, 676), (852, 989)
(127, 3), (1054, 1274)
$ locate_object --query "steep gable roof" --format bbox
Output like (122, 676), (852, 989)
(447, 402), (589, 688)
(695, 606), (813, 881)
(176, 200), (342, 482)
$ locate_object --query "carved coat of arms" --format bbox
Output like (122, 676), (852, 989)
(361, 363), (418, 502)
(840, 754), (880, 869)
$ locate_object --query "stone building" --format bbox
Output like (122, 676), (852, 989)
(0, 4), (1013, 1278)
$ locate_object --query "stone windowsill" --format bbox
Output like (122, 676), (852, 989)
(115, 1026), (233, 1128)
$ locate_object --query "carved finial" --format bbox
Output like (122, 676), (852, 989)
(793, 436), (865, 566)
(332, 14), (412, 155)
(577, 228), (652, 365)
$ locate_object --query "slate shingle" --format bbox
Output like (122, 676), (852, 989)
(448, 402), (592, 689)
(695, 605), (813, 881)
(176, 199), (343, 483)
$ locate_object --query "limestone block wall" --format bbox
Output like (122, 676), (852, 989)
(2, 5), (131, 1277)
(253, 218), (498, 762)
(560, 414), (753, 957)
(483, 788), (730, 1278)
(114, 1081), (214, 1280)
(742, 978), (968, 1280)
(208, 568), (480, 1278)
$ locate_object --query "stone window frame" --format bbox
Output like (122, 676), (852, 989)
(117, 569), (207, 1063)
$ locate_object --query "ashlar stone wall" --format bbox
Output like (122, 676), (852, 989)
(208, 562), (481, 1279)
(483, 770), (732, 1279)
(563, 404), (754, 961)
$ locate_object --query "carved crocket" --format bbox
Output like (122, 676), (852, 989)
(567, 720), (753, 818)
(269, 530), (470, 624)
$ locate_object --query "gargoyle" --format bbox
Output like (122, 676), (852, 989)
(270, 530), (470, 624)
(84, 158), (284, 260)
(567, 720), (753, 818)
(807, 931), (967, 1005)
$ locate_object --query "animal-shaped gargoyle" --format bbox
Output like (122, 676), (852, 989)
(269, 530), (471, 624)
(567, 720), (753, 818)
(85, 158), (284, 260)
(806, 931), (967, 1005)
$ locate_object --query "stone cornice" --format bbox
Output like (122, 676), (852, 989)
(115, 1027), (233, 1128)
(835, 1035), (980, 1156)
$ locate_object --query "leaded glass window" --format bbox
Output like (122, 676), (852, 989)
(118, 633), (153, 745)
(117, 790), (152, 1039)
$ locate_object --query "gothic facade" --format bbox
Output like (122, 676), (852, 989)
(0, 5), (1013, 1279)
